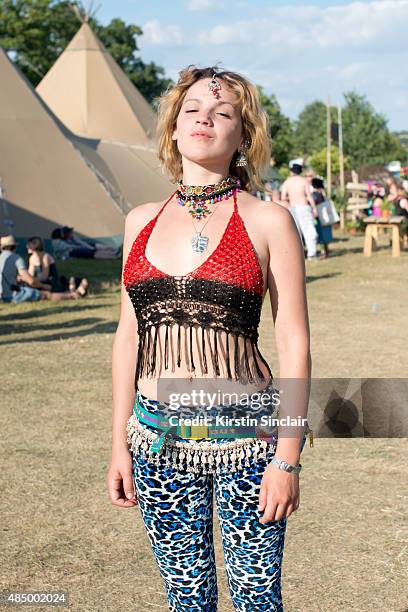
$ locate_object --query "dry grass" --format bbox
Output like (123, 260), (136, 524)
(1, 229), (407, 611)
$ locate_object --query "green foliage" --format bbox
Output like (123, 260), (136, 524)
(0, 0), (79, 82)
(342, 91), (406, 167)
(0, 0), (172, 104)
(292, 93), (405, 170)
(380, 198), (393, 212)
(345, 218), (365, 233)
(278, 166), (290, 181)
(309, 145), (350, 176)
(332, 192), (348, 212)
(257, 86), (294, 167)
(293, 101), (337, 156)
(394, 131), (408, 153)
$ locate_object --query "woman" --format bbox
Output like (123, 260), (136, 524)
(394, 187), (408, 218)
(311, 177), (334, 259)
(385, 175), (402, 204)
(369, 183), (385, 217)
(394, 187), (408, 243)
(27, 236), (88, 297)
(50, 228), (120, 260)
(60, 226), (122, 259)
(304, 169), (315, 191)
(107, 66), (312, 611)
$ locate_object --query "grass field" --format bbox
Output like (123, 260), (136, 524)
(1, 228), (407, 611)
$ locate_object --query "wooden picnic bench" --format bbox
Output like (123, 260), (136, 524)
(363, 216), (405, 257)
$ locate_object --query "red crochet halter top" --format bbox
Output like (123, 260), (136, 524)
(123, 189), (272, 388)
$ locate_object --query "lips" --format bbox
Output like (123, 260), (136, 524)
(191, 131), (212, 138)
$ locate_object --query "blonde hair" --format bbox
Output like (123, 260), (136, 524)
(156, 65), (271, 191)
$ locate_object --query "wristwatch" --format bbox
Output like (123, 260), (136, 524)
(270, 457), (302, 475)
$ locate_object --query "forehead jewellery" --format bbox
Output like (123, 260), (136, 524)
(208, 73), (222, 98)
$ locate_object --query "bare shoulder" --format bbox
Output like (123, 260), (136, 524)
(43, 252), (53, 263)
(238, 191), (294, 236)
(125, 198), (168, 238)
(28, 251), (40, 263)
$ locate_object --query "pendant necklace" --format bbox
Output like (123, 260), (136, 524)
(176, 175), (241, 253)
(189, 200), (223, 254)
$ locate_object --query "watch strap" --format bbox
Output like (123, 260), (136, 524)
(270, 457), (302, 475)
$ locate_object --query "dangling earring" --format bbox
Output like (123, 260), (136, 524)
(236, 138), (249, 167)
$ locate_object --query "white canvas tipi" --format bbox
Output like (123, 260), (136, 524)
(36, 21), (174, 209)
(36, 22), (157, 145)
(0, 47), (126, 242)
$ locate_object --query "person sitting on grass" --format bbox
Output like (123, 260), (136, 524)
(0, 235), (86, 303)
(27, 236), (88, 296)
(51, 228), (72, 260)
(51, 228), (121, 260)
(60, 226), (122, 259)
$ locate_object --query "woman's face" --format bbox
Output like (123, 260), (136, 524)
(172, 78), (243, 169)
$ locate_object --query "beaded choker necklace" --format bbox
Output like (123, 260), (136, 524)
(176, 175), (241, 254)
(176, 175), (241, 221)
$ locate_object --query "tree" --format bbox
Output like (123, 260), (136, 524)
(393, 131), (408, 155)
(342, 91), (405, 167)
(309, 145), (350, 177)
(0, 0), (78, 82)
(293, 93), (405, 169)
(293, 101), (337, 156)
(0, 0), (172, 104)
(257, 86), (294, 167)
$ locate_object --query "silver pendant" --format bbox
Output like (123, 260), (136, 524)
(191, 233), (209, 253)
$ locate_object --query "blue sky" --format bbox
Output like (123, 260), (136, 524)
(95, 0), (407, 130)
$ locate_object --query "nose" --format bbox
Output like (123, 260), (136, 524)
(196, 109), (213, 126)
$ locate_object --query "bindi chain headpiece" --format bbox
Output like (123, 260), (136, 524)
(208, 73), (222, 98)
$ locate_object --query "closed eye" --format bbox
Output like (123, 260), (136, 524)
(185, 109), (230, 117)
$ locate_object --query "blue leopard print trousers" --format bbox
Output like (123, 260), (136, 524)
(132, 392), (307, 611)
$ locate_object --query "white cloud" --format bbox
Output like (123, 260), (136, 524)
(197, 24), (252, 45)
(143, 19), (185, 46)
(194, 0), (408, 51)
(309, 0), (408, 50)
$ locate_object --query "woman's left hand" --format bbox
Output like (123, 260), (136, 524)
(258, 463), (300, 524)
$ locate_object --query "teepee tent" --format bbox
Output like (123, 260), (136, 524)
(0, 47), (126, 243)
(36, 22), (157, 145)
(35, 20), (174, 209)
(72, 137), (173, 208)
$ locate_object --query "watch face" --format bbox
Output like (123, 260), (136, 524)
(272, 457), (301, 473)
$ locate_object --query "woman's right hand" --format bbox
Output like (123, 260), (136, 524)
(106, 448), (138, 508)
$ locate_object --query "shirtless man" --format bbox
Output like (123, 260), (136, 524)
(280, 163), (319, 260)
